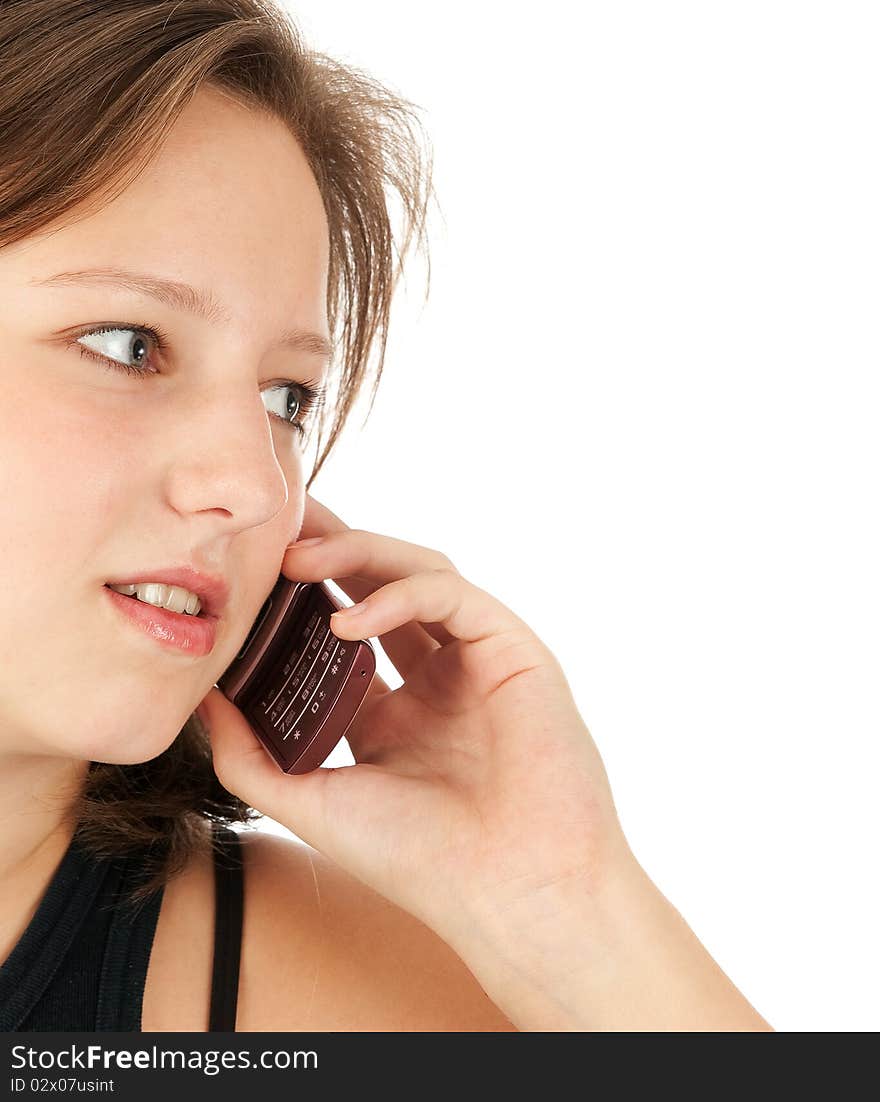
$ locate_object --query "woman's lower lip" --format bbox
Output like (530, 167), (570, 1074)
(103, 585), (218, 657)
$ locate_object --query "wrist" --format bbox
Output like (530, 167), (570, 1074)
(450, 840), (773, 1032)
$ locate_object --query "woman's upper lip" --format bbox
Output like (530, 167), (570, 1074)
(104, 566), (229, 618)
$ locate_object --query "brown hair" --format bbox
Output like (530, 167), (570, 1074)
(0, 0), (435, 903)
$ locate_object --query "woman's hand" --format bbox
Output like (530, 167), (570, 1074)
(199, 493), (774, 1032)
(198, 494), (631, 960)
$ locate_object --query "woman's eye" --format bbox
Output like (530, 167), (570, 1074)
(76, 325), (157, 376)
(262, 384), (307, 434)
(72, 324), (319, 438)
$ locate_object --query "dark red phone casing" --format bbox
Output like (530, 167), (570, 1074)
(217, 575), (376, 774)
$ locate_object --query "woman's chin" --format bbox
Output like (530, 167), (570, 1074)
(67, 717), (189, 766)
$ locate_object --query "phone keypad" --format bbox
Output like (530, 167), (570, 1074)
(253, 592), (356, 746)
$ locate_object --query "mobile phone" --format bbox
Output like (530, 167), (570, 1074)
(217, 575), (376, 774)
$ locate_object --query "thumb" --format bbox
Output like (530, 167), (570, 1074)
(196, 686), (333, 848)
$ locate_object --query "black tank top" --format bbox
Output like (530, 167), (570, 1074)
(0, 821), (243, 1032)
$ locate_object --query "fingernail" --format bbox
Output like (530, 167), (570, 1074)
(293, 536), (324, 548)
(332, 602), (364, 618)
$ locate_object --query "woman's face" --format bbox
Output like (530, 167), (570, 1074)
(0, 86), (331, 765)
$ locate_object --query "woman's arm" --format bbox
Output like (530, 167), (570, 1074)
(238, 832), (768, 1032)
(450, 844), (774, 1032)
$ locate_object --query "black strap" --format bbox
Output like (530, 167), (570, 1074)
(208, 824), (244, 1032)
(95, 857), (164, 1032)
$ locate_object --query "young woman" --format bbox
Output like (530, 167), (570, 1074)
(0, 0), (772, 1032)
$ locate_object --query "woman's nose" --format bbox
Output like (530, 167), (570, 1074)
(161, 381), (294, 534)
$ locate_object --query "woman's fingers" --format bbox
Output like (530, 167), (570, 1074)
(284, 495), (441, 673)
(326, 570), (442, 676)
(285, 530), (528, 647)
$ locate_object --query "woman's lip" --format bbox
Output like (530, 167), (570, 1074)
(103, 584), (218, 657)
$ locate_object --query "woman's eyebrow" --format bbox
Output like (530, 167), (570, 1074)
(30, 265), (333, 359)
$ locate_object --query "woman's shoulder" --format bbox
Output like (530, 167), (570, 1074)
(142, 825), (517, 1033)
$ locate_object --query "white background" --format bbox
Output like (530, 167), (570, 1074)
(253, 1), (880, 1032)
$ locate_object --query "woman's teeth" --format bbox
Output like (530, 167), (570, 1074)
(107, 582), (202, 616)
